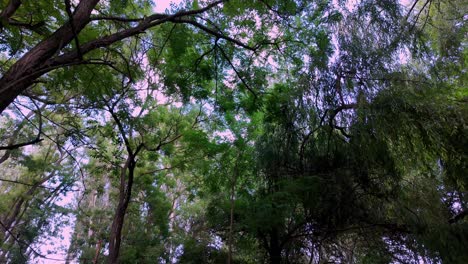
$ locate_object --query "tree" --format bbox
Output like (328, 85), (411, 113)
(0, 0), (466, 263)
(0, 0), (260, 113)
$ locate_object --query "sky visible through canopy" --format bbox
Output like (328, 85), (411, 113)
(41, 0), (412, 262)
(37, 2), (184, 262)
(3, 0), (460, 263)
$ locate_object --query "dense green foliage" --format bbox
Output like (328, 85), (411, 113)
(0, 0), (466, 263)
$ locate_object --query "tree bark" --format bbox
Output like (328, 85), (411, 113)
(0, 0), (22, 29)
(93, 239), (103, 264)
(0, 0), (99, 113)
(108, 156), (135, 264)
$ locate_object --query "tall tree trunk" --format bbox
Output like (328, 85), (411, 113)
(269, 227), (282, 264)
(228, 154), (239, 264)
(108, 156), (135, 264)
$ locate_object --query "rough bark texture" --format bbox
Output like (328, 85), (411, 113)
(0, 0), (100, 113)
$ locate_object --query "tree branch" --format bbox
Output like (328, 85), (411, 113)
(65, 0), (82, 59)
(328, 103), (357, 123)
(91, 15), (143, 23)
(0, 100), (44, 151)
(47, 0), (254, 69)
(0, 137), (43, 150)
(0, 0), (100, 113)
(0, 0), (22, 30)
(173, 17), (256, 51)
(216, 44), (257, 98)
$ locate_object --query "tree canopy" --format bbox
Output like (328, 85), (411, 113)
(0, 0), (466, 263)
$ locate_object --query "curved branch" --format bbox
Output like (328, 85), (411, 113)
(48, 1), (233, 68)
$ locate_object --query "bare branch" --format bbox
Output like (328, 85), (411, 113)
(91, 15), (143, 23)
(0, 100), (44, 151)
(217, 44), (258, 98)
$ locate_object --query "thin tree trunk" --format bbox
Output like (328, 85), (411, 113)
(93, 239), (102, 264)
(108, 156), (135, 264)
(269, 227), (282, 264)
(227, 158), (238, 264)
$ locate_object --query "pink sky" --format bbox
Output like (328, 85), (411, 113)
(154, 0), (182, 12)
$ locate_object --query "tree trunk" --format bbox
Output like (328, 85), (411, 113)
(228, 155), (239, 264)
(93, 239), (103, 264)
(108, 156), (135, 264)
(269, 227), (282, 264)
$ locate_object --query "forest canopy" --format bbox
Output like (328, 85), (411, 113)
(0, 0), (466, 263)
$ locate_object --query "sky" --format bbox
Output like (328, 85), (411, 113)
(154, 0), (182, 12)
